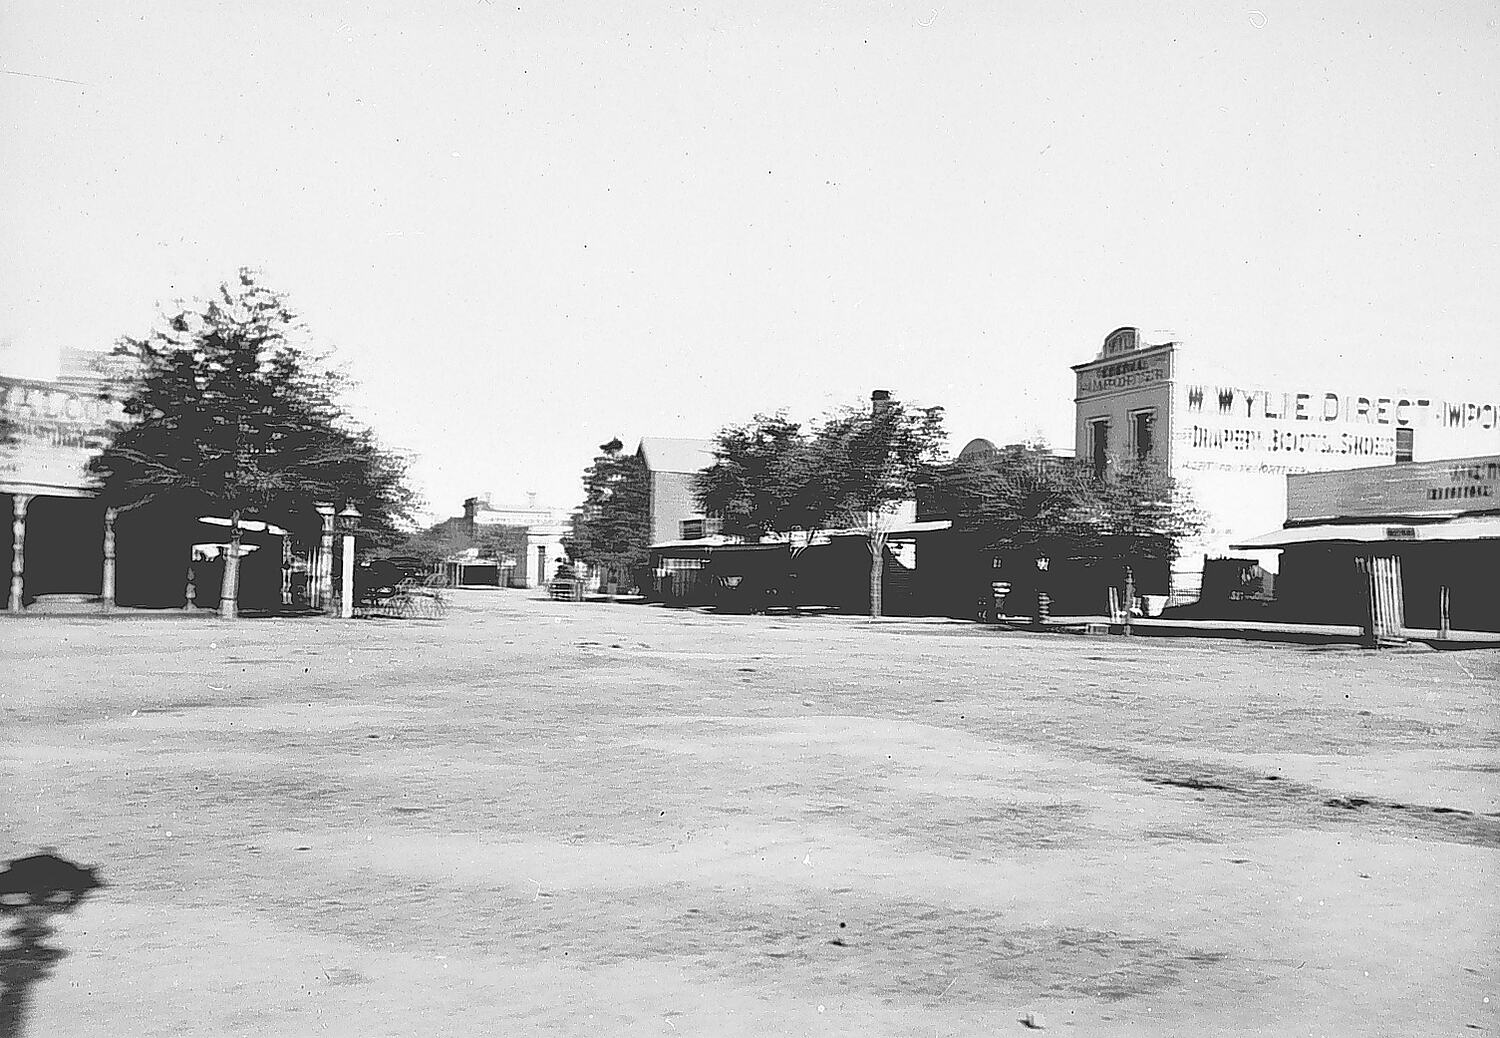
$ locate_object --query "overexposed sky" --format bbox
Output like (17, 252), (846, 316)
(3, 0), (1497, 520)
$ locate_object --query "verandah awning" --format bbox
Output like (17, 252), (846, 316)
(1231, 514), (1500, 550)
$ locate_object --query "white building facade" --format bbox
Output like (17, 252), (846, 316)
(460, 494), (572, 589)
(1074, 327), (1500, 602)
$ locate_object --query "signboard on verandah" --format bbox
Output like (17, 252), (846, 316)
(0, 376), (123, 495)
(1286, 455), (1500, 523)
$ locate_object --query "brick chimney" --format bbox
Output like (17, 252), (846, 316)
(871, 389), (893, 416)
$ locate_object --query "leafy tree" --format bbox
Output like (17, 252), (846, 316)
(937, 444), (1088, 555)
(316, 423), (417, 552)
(935, 449), (1200, 622)
(813, 397), (946, 617)
(1078, 460), (1202, 625)
(564, 438), (650, 589)
(89, 269), (414, 618)
(383, 517), (470, 568)
(385, 517), (529, 572)
(933, 442), (1093, 620)
(694, 413), (837, 549)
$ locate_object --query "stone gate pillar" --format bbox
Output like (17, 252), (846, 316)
(314, 503), (336, 612)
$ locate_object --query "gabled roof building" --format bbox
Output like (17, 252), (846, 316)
(636, 437), (716, 547)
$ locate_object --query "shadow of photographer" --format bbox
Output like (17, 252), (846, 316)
(0, 851), (105, 1038)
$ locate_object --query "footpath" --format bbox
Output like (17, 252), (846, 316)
(789, 607), (1500, 649)
(1041, 615), (1500, 649)
(9, 589), (1500, 650)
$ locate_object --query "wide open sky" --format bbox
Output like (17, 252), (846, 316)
(3, 0), (1497, 521)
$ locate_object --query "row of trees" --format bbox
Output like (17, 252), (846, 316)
(90, 270), (416, 618)
(693, 405), (1200, 619)
(88, 272), (1194, 623)
(562, 398), (955, 616)
(932, 442), (1200, 617)
(564, 397), (1200, 619)
(694, 397), (946, 617)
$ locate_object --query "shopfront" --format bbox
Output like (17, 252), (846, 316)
(1234, 455), (1500, 634)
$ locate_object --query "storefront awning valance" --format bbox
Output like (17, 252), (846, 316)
(198, 516), (288, 536)
(1232, 514), (1500, 550)
(650, 520), (953, 554)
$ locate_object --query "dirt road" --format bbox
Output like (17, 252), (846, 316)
(3, 592), (1496, 1035)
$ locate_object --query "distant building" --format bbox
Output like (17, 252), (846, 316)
(636, 437), (716, 545)
(1073, 326), (1500, 603)
(456, 493), (571, 589)
(463, 492), (570, 529)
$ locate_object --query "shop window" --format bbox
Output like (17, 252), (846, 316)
(1131, 409), (1155, 462)
(1395, 427), (1414, 463)
(1089, 419), (1110, 478)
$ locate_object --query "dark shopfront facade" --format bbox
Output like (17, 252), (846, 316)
(3, 492), (295, 612)
(2, 360), (304, 613)
(1235, 455), (1500, 634)
(648, 529), (939, 616)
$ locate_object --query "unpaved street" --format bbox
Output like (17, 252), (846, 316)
(3, 593), (1497, 1036)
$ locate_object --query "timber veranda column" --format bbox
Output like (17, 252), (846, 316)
(9, 493), (31, 612)
(281, 534), (294, 608)
(101, 507), (118, 610)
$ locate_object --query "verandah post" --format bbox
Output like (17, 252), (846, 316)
(101, 507), (117, 610)
(9, 493), (31, 612)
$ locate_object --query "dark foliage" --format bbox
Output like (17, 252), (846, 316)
(564, 438), (651, 585)
(88, 270), (415, 615)
(695, 413), (820, 542)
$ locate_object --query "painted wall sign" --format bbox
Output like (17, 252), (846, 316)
(1177, 382), (1500, 476)
(1077, 355), (1170, 397)
(1286, 455), (1500, 522)
(1183, 385), (1499, 430)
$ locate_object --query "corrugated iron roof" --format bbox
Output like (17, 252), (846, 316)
(1232, 514), (1500, 549)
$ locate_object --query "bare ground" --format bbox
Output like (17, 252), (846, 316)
(2, 592), (1497, 1036)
